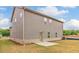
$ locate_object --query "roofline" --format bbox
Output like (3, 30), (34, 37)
(11, 7), (16, 22)
(23, 7), (64, 23)
(11, 7), (64, 23)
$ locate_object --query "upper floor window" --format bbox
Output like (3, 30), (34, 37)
(44, 17), (47, 24)
(20, 12), (23, 17)
(14, 18), (17, 22)
(49, 19), (52, 23)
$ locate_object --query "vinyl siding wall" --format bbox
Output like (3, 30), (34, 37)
(10, 7), (63, 43)
(24, 10), (63, 40)
(10, 8), (23, 40)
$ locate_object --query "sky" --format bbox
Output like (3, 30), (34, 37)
(0, 6), (79, 30)
(0, 6), (13, 29)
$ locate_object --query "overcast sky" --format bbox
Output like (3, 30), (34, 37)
(0, 6), (79, 30)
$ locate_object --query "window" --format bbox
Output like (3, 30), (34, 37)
(14, 18), (17, 22)
(49, 19), (52, 23)
(48, 32), (50, 38)
(44, 17), (47, 24)
(55, 32), (57, 37)
(40, 32), (43, 42)
(20, 12), (23, 17)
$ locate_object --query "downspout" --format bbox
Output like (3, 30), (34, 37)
(23, 7), (25, 45)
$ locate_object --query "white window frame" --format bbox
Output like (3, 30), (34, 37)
(44, 17), (48, 24)
(14, 18), (17, 22)
(20, 12), (23, 17)
(44, 17), (47, 22)
(49, 19), (52, 23)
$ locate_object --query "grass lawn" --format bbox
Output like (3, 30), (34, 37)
(1, 39), (79, 53)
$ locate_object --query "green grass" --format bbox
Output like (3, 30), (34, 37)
(1, 39), (79, 53)
(0, 40), (16, 46)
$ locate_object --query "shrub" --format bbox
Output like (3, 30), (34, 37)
(0, 29), (10, 36)
(63, 30), (78, 35)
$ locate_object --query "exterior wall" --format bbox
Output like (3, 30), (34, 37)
(10, 8), (23, 40)
(10, 7), (63, 44)
(56, 21), (63, 38)
(24, 10), (63, 41)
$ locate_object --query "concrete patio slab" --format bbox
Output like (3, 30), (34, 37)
(34, 41), (58, 47)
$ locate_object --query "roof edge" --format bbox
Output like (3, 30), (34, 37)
(24, 7), (64, 23)
(11, 7), (64, 23)
(11, 7), (16, 22)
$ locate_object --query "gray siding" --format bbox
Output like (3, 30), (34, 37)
(10, 7), (63, 43)
(10, 8), (23, 40)
(24, 10), (63, 40)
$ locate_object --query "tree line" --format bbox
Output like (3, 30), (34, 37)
(0, 29), (10, 37)
(0, 29), (79, 36)
(63, 30), (79, 35)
